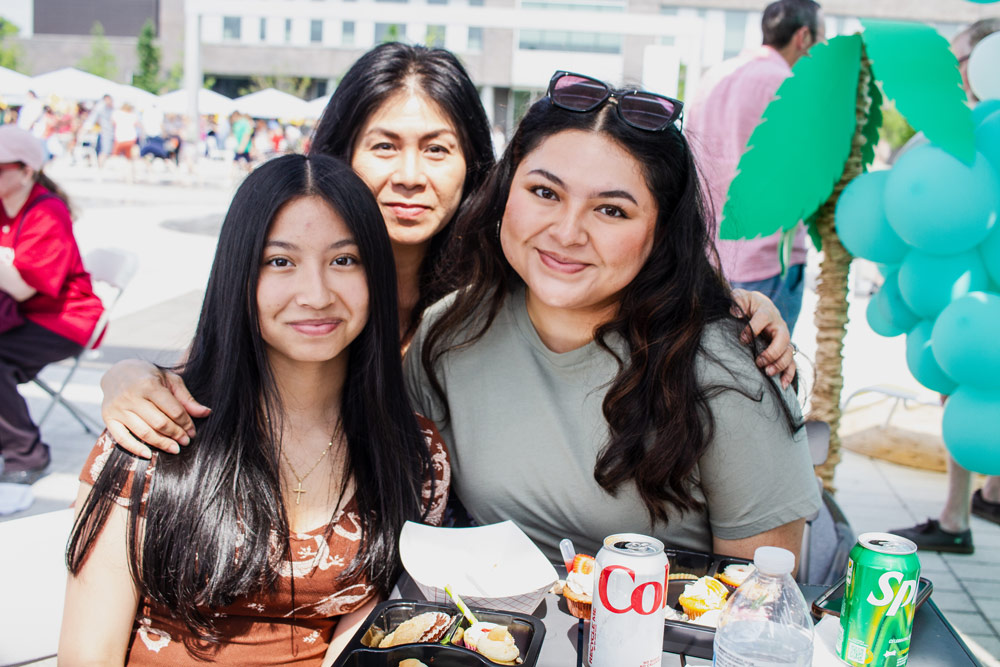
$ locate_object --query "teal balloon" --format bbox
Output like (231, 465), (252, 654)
(942, 387), (1000, 475)
(932, 292), (1000, 389)
(875, 270), (921, 334)
(884, 146), (998, 255)
(975, 110), (1000, 174)
(875, 263), (899, 278)
(835, 171), (909, 264)
(906, 320), (958, 394)
(867, 292), (902, 337)
(982, 222), (1000, 285)
(973, 101), (1000, 127)
(897, 248), (990, 318)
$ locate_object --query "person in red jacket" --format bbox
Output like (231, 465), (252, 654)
(0, 125), (104, 484)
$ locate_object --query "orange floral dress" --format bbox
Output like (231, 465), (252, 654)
(77, 416), (450, 665)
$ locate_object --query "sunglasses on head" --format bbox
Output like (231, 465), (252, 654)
(547, 71), (683, 132)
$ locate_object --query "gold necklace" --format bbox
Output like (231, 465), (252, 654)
(281, 435), (336, 505)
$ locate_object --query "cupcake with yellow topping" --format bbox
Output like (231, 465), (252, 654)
(676, 576), (728, 619)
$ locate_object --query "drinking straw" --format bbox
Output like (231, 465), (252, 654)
(560, 538), (576, 574)
(445, 584), (479, 625)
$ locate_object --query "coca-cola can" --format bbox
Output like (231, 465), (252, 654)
(588, 533), (669, 667)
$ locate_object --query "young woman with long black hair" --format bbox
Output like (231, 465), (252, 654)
(96, 45), (796, 462)
(59, 154), (449, 665)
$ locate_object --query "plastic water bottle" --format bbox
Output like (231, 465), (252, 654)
(712, 546), (813, 666)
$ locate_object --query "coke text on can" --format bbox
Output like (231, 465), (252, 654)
(588, 533), (669, 667)
(838, 532), (921, 667)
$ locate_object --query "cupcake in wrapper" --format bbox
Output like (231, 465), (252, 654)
(677, 576), (728, 619)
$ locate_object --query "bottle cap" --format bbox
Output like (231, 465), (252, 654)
(753, 546), (795, 575)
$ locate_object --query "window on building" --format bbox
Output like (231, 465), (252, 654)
(428, 0), (448, 5)
(469, 0), (484, 5)
(519, 29), (621, 54)
(723, 10), (748, 59)
(223, 16), (242, 41)
(426, 24), (446, 47)
(376, 0), (408, 3)
(375, 23), (408, 42)
(285, 18), (293, 42)
(468, 26), (484, 50)
(311, 19), (323, 43)
(259, 18), (267, 41)
(343, 21), (355, 46)
(659, 4), (677, 14)
(522, 0), (624, 10)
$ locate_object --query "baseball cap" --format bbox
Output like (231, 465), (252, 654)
(0, 125), (45, 171)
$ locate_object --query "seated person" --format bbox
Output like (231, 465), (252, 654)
(60, 154), (449, 665)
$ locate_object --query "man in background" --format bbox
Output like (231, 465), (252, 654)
(685, 0), (824, 333)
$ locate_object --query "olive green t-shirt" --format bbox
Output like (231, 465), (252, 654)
(403, 287), (821, 562)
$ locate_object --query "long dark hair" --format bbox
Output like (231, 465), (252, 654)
(423, 96), (798, 525)
(67, 154), (433, 636)
(310, 42), (495, 334)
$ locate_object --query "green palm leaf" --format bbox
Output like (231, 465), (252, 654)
(720, 35), (861, 240)
(861, 19), (975, 164)
(861, 74), (883, 171)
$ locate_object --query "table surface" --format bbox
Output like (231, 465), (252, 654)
(394, 578), (980, 667)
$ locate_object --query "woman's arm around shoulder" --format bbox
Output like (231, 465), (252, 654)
(100, 357), (210, 459)
(59, 482), (141, 666)
(322, 595), (382, 667)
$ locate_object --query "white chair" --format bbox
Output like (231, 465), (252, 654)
(33, 248), (139, 434)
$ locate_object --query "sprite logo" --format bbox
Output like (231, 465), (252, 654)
(866, 571), (917, 617)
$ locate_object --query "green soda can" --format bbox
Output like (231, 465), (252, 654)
(838, 532), (921, 667)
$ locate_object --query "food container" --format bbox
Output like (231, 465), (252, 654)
(660, 548), (753, 659)
(399, 521), (558, 614)
(332, 600), (546, 667)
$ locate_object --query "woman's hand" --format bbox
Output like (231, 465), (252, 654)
(100, 359), (210, 458)
(323, 595), (381, 666)
(731, 289), (796, 390)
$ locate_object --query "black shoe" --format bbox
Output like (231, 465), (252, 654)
(0, 463), (50, 485)
(889, 519), (974, 554)
(972, 490), (1000, 525)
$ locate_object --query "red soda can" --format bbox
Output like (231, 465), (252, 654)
(588, 533), (669, 667)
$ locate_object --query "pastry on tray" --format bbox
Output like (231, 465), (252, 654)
(676, 576), (728, 619)
(717, 563), (755, 588)
(463, 622), (521, 665)
(378, 611), (454, 648)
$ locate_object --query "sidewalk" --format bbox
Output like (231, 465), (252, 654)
(2, 160), (997, 664)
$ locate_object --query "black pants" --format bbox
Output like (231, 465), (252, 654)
(0, 320), (83, 472)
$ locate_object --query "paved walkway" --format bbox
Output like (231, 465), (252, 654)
(2, 160), (997, 665)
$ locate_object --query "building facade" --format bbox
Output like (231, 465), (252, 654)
(6, 0), (996, 130)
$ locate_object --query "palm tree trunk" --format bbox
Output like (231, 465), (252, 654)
(810, 47), (874, 490)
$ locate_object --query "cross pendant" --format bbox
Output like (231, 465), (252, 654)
(292, 482), (306, 505)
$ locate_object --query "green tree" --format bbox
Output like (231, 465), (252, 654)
(719, 23), (973, 488)
(78, 21), (118, 79)
(133, 19), (161, 93)
(0, 16), (24, 71)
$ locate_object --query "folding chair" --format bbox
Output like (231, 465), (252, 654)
(33, 247), (139, 433)
(797, 419), (856, 586)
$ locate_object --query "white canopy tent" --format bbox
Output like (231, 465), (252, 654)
(305, 94), (331, 119)
(116, 84), (159, 110)
(233, 88), (310, 120)
(158, 88), (235, 116)
(29, 67), (121, 103)
(0, 66), (32, 106)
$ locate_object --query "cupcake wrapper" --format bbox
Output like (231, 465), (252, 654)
(566, 598), (592, 620)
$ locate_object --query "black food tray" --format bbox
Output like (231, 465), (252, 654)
(333, 600), (545, 667)
(660, 548), (752, 660)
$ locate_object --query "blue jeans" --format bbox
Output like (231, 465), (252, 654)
(733, 263), (806, 335)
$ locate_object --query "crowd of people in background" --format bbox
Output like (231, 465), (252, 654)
(0, 91), (317, 180)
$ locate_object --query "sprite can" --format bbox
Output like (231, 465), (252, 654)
(838, 532), (921, 667)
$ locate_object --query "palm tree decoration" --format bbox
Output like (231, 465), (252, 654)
(720, 20), (976, 488)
